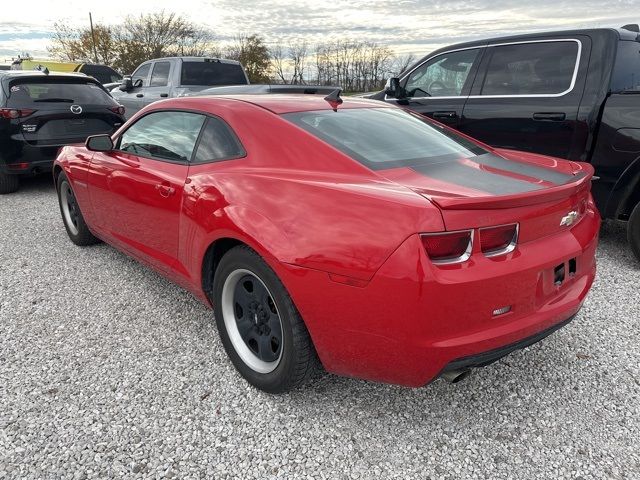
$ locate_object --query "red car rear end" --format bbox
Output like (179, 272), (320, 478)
(279, 103), (599, 386)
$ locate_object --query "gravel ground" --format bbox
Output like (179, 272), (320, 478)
(0, 176), (639, 480)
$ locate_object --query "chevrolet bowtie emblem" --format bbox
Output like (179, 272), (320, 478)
(560, 211), (579, 227)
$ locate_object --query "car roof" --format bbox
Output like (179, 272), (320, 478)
(191, 94), (393, 114)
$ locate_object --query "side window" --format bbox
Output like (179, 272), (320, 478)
(611, 41), (640, 92)
(131, 63), (151, 87)
(405, 49), (481, 98)
(193, 117), (245, 164)
(117, 111), (206, 163)
(481, 41), (579, 96)
(150, 62), (171, 87)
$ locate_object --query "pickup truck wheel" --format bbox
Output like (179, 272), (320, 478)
(0, 173), (19, 194)
(213, 245), (318, 393)
(56, 172), (100, 246)
(628, 202), (640, 262)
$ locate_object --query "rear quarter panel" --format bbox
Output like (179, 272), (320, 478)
(172, 99), (445, 287)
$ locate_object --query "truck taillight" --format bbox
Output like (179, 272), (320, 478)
(0, 108), (35, 119)
(109, 105), (125, 115)
(479, 223), (518, 257)
(421, 230), (473, 265)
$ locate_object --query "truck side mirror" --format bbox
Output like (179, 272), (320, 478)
(119, 76), (133, 92)
(385, 77), (404, 99)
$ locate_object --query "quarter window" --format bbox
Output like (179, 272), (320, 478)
(405, 49), (481, 98)
(193, 117), (245, 164)
(150, 62), (171, 87)
(118, 111), (205, 163)
(481, 41), (579, 96)
(611, 41), (640, 92)
(131, 63), (151, 87)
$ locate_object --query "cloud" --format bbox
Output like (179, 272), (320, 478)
(1, 0), (638, 64)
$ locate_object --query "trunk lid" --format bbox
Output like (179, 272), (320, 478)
(379, 149), (594, 241)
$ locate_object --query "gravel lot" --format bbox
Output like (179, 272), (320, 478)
(0, 176), (639, 480)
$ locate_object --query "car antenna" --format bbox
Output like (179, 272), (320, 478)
(324, 88), (343, 112)
(35, 65), (49, 75)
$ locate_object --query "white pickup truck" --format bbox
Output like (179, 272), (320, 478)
(111, 57), (249, 118)
(112, 56), (337, 118)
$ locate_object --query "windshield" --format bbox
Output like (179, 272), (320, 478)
(7, 79), (115, 106)
(611, 41), (640, 92)
(282, 107), (487, 170)
(180, 61), (247, 86)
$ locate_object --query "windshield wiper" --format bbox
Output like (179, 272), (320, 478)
(33, 98), (75, 103)
(620, 88), (640, 94)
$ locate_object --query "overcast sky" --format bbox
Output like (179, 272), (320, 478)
(1, 0), (638, 63)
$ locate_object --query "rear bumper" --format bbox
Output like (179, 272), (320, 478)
(0, 142), (58, 176)
(277, 207), (600, 387)
(441, 313), (575, 374)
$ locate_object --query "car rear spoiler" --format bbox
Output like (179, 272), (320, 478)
(425, 164), (594, 210)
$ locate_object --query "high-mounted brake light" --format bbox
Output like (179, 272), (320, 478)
(480, 223), (518, 257)
(0, 108), (35, 119)
(109, 105), (125, 116)
(421, 230), (473, 265)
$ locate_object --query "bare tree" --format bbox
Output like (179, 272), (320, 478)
(114, 11), (215, 72)
(270, 43), (289, 84)
(288, 40), (308, 85)
(310, 40), (396, 92)
(391, 53), (417, 77)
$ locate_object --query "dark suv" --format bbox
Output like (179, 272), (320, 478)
(0, 71), (125, 193)
(374, 26), (640, 260)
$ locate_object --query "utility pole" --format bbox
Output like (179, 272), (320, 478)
(89, 12), (98, 63)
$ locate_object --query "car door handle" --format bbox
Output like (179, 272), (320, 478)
(432, 111), (458, 120)
(155, 183), (176, 197)
(136, 93), (144, 98)
(533, 112), (566, 121)
(160, 93), (169, 98)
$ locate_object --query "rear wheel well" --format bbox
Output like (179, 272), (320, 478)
(201, 238), (245, 301)
(622, 180), (640, 219)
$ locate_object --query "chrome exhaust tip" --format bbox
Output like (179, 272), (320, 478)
(441, 369), (471, 384)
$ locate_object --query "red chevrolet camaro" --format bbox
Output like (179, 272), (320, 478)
(54, 94), (600, 393)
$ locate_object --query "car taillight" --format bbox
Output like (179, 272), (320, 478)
(421, 230), (473, 264)
(479, 223), (518, 257)
(0, 108), (35, 119)
(109, 105), (125, 115)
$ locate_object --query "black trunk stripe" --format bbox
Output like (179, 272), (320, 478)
(473, 153), (575, 185)
(411, 161), (544, 196)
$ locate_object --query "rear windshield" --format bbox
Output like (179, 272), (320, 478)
(611, 41), (640, 92)
(282, 108), (487, 170)
(79, 65), (122, 84)
(180, 61), (247, 86)
(7, 79), (115, 107)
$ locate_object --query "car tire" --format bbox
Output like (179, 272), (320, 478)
(628, 202), (640, 262)
(56, 172), (100, 246)
(213, 245), (318, 393)
(0, 173), (19, 194)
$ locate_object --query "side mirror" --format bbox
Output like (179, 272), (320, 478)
(385, 77), (404, 98)
(119, 76), (133, 92)
(86, 134), (114, 152)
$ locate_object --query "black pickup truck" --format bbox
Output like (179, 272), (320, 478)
(372, 26), (640, 260)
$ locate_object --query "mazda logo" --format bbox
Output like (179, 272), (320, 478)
(70, 105), (83, 115)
